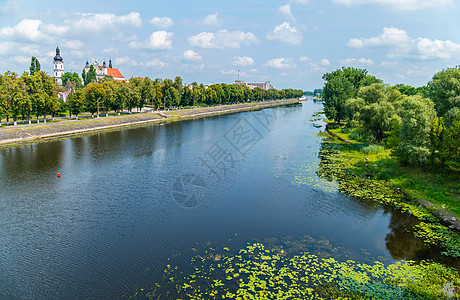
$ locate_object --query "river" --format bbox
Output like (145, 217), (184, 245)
(0, 100), (451, 299)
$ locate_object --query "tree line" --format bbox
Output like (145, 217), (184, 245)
(67, 77), (303, 117)
(322, 66), (460, 172)
(0, 57), (303, 123)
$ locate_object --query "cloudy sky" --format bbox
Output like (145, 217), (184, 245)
(1, 0), (459, 90)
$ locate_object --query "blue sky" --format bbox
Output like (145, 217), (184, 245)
(1, 0), (459, 90)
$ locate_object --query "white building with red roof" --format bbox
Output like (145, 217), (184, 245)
(83, 59), (126, 82)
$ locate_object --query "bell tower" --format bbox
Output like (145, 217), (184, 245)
(53, 46), (64, 85)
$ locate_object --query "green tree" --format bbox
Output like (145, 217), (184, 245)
(29, 57), (41, 75)
(181, 86), (192, 106)
(428, 67), (460, 118)
(3, 72), (27, 124)
(192, 84), (205, 106)
(322, 76), (354, 124)
(360, 101), (396, 143)
(102, 80), (120, 116)
(398, 95), (436, 165)
(62, 72), (82, 88)
(439, 115), (460, 171)
(85, 82), (106, 116)
(322, 67), (381, 96)
(68, 90), (85, 118)
(163, 79), (180, 108)
(142, 77), (155, 108)
(153, 82), (163, 109)
(83, 65), (97, 86)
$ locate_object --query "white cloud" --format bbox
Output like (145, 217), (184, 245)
(339, 57), (375, 66)
(130, 31), (173, 50)
(333, 0), (452, 10)
(115, 56), (166, 68)
(74, 12), (141, 33)
(349, 27), (460, 60)
(0, 19), (50, 42)
(41, 24), (69, 36)
(19, 44), (40, 56)
(380, 61), (398, 68)
(13, 56), (30, 64)
(201, 13), (220, 26)
(415, 38), (460, 60)
(150, 17), (174, 28)
(114, 56), (131, 65)
(348, 27), (410, 48)
(188, 30), (259, 49)
(232, 56), (254, 67)
(144, 58), (167, 68)
(102, 46), (118, 54)
(183, 49), (202, 61)
(299, 56), (311, 62)
(220, 69), (248, 77)
(0, 0), (20, 15)
(265, 57), (296, 69)
(290, 0), (309, 4)
(278, 5), (295, 21)
(320, 58), (330, 66)
(62, 40), (84, 50)
(266, 22), (303, 45)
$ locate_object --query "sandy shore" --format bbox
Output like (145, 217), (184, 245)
(0, 99), (300, 147)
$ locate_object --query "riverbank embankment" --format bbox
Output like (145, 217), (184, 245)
(0, 99), (299, 147)
(321, 125), (460, 259)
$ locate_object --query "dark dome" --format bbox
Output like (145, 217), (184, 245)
(54, 46), (63, 62)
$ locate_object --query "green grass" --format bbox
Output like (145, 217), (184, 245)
(327, 125), (460, 219)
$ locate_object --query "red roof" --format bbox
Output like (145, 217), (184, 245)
(99, 66), (125, 79)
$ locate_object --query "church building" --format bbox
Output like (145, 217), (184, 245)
(53, 46), (64, 85)
(83, 59), (126, 82)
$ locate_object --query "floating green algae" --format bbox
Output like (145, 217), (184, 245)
(276, 159), (339, 194)
(316, 142), (460, 258)
(130, 242), (460, 299)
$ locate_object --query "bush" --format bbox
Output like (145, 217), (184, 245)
(349, 128), (363, 140)
(361, 144), (384, 154)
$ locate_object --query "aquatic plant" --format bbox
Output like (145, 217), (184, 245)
(135, 243), (459, 299)
(316, 143), (460, 258)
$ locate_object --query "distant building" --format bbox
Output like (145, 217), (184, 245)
(235, 80), (273, 90)
(53, 46), (64, 85)
(83, 59), (126, 82)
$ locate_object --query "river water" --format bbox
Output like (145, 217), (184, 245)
(0, 100), (452, 299)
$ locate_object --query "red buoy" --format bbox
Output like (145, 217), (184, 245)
(57, 173), (61, 178)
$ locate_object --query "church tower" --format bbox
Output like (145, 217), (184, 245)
(53, 46), (64, 85)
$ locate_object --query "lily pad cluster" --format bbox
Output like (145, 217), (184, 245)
(316, 142), (460, 258)
(133, 242), (459, 299)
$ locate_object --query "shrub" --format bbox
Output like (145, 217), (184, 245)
(361, 144), (384, 154)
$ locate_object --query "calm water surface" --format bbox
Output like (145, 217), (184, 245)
(0, 100), (452, 299)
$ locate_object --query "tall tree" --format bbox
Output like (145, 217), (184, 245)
(398, 95), (436, 166)
(83, 65), (97, 86)
(62, 72), (82, 88)
(85, 82), (106, 116)
(68, 90), (85, 118)
(29, 57), (41, 75)
(428, 67), (460, 118)
(3, 72), (27, 124)
(322, 67), (381, 96)
(322, 76), (354, 124)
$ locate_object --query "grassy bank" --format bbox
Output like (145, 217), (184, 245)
(0, 99), (299, 148)
(320, 125), (460, 259)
